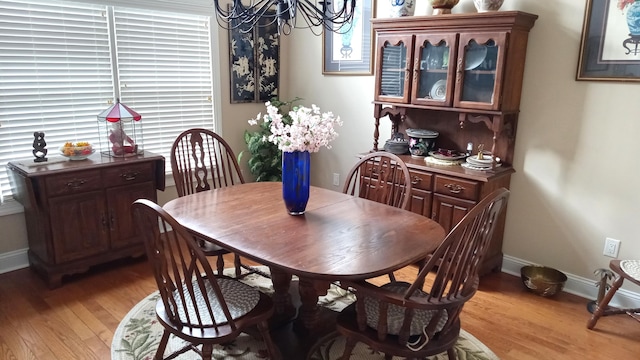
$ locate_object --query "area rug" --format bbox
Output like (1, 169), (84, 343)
(111, 267), (498, 360)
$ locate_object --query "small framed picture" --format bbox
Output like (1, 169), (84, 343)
(322, 0), (375, 75)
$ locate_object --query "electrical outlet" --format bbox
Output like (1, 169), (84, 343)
(603, 237), (621, 258)
(332, 173), (340, 187)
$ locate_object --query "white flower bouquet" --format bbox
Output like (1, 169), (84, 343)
(250, 100), (343, 153)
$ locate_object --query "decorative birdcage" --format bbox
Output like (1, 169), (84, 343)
(97, 99), (143, 157)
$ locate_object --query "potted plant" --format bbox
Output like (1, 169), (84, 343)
(239, 98), (300, 181)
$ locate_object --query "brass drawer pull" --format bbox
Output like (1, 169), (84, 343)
(66, 179), (86, 189)
(411, 176), (422, 185)
(444, 183), (464, 194)
(120, 171), (139, 181)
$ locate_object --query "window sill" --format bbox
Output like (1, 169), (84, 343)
(0, 200), (24, 216)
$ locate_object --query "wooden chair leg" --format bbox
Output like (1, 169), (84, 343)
(257, 320), (281, 359)
(201, 344), (213, 360)
(588, 275), (624, 329)
(234, 254), (242, 278)
(154, 330), (170, 360)
(388, 272), (396, 282)
(340, 338), (357, 360)
(216, 254), (224, 275)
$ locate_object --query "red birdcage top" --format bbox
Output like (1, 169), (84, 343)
(97, 99), (141, 123)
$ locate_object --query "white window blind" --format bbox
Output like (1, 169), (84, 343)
(0, 0), (113, 202)
(0, 0), (216, 203)
(113, 7), (215, 157)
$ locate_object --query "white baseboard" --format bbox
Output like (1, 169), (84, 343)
(0, 248), (29, 274)
(502, 255), (640, 309)
(1, 250), (639, 308)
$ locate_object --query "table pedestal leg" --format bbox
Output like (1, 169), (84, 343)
(297, 277), (331, 332)
(269, 266), (296, 321)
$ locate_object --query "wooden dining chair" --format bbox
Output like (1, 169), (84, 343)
(344, 151), (413, 282)
(132, 199), (281, 360)
(170, 128), (248, 278)
(335, 188), (510, 360)
(587, 259), (640, 329)
(343, 151), (413, 211)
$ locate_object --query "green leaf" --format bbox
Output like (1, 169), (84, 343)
(242, 97), (300, 181)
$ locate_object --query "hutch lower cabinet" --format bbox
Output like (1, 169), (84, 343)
(7, 152), (165, 288)
(371, 11), (537, 274)
(403, 156), (513, 274)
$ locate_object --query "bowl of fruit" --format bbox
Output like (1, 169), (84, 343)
(60, 141), (95, 160)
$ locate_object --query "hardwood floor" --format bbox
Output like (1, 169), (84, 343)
(0, 255), (638, 359)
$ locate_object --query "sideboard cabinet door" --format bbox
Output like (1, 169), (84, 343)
(48, 191), (110, 263)
(7, 152), (165, 288)
(108, 181), (156, 250)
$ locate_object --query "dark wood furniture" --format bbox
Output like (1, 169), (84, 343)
(336, 188), (510, 360)
(162, 181), (446, 332)
(132, 199), (281, 360)
(370, 11), (537, 274)
(6, 151), (165, 288)
(170, 128), (246, 277)
(343, 151), (413, 283)
(343, 151), (412, 211)
(587, 260), (640, 329)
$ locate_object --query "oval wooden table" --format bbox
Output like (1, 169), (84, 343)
(162, 181), (446, 332)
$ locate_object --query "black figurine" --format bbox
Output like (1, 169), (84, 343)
(32, 131), (48, 162)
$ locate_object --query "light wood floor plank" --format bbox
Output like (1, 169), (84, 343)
(0, 330), (40, 360)
(1, 255), (639, 359)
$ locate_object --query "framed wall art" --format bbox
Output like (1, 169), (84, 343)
(229, 13), (280, 103)
(577, 0), (640, 81)
(322, 0), (374, 75)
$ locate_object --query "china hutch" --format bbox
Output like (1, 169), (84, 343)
(370, 11), (537, 274)
(7, 152), (165, 287)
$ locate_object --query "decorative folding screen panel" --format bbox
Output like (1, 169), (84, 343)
(228, 14), (279, 103)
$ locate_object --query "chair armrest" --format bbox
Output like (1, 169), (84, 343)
(343, 279), (474, 311)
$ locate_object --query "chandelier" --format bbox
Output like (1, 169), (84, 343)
(214, 0), (357, 35)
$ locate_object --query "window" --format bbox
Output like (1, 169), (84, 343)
(0, 0), (218, 203)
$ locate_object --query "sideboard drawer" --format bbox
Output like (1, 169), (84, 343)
(46, 170), (103, 196)
(103, 162), (154, 186)
(434, 175), (479, 201)
(409, 170), (433, 191)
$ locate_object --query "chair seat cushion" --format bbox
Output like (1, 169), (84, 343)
(172, 277), (259, 327)
(620, 260), (640, 281)
(363, 282), (448, 336)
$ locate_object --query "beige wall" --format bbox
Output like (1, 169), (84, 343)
(0, 213), (27, 254)
(3, 0), (640, 295)
(286, 0), (640, 290)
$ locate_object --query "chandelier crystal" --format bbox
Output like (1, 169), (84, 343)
(214, 0), (357, 35)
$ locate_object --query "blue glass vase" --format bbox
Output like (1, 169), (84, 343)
(282, 151), (310, 215)
(627, 1), (640, 36)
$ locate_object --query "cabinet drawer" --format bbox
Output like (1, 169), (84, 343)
(46, 170), (103, 196)
(409, 170), (433, 191)
(434, 175), (479, 201)
(103, 162), (154, 186)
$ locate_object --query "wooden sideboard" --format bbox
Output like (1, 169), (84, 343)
(370, 12), (537, 274)
(7, 152), (165, 287)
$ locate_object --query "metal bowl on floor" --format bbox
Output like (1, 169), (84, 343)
(520, 265), (567, 297)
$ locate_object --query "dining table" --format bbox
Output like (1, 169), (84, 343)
(161, 181), (446, 333)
